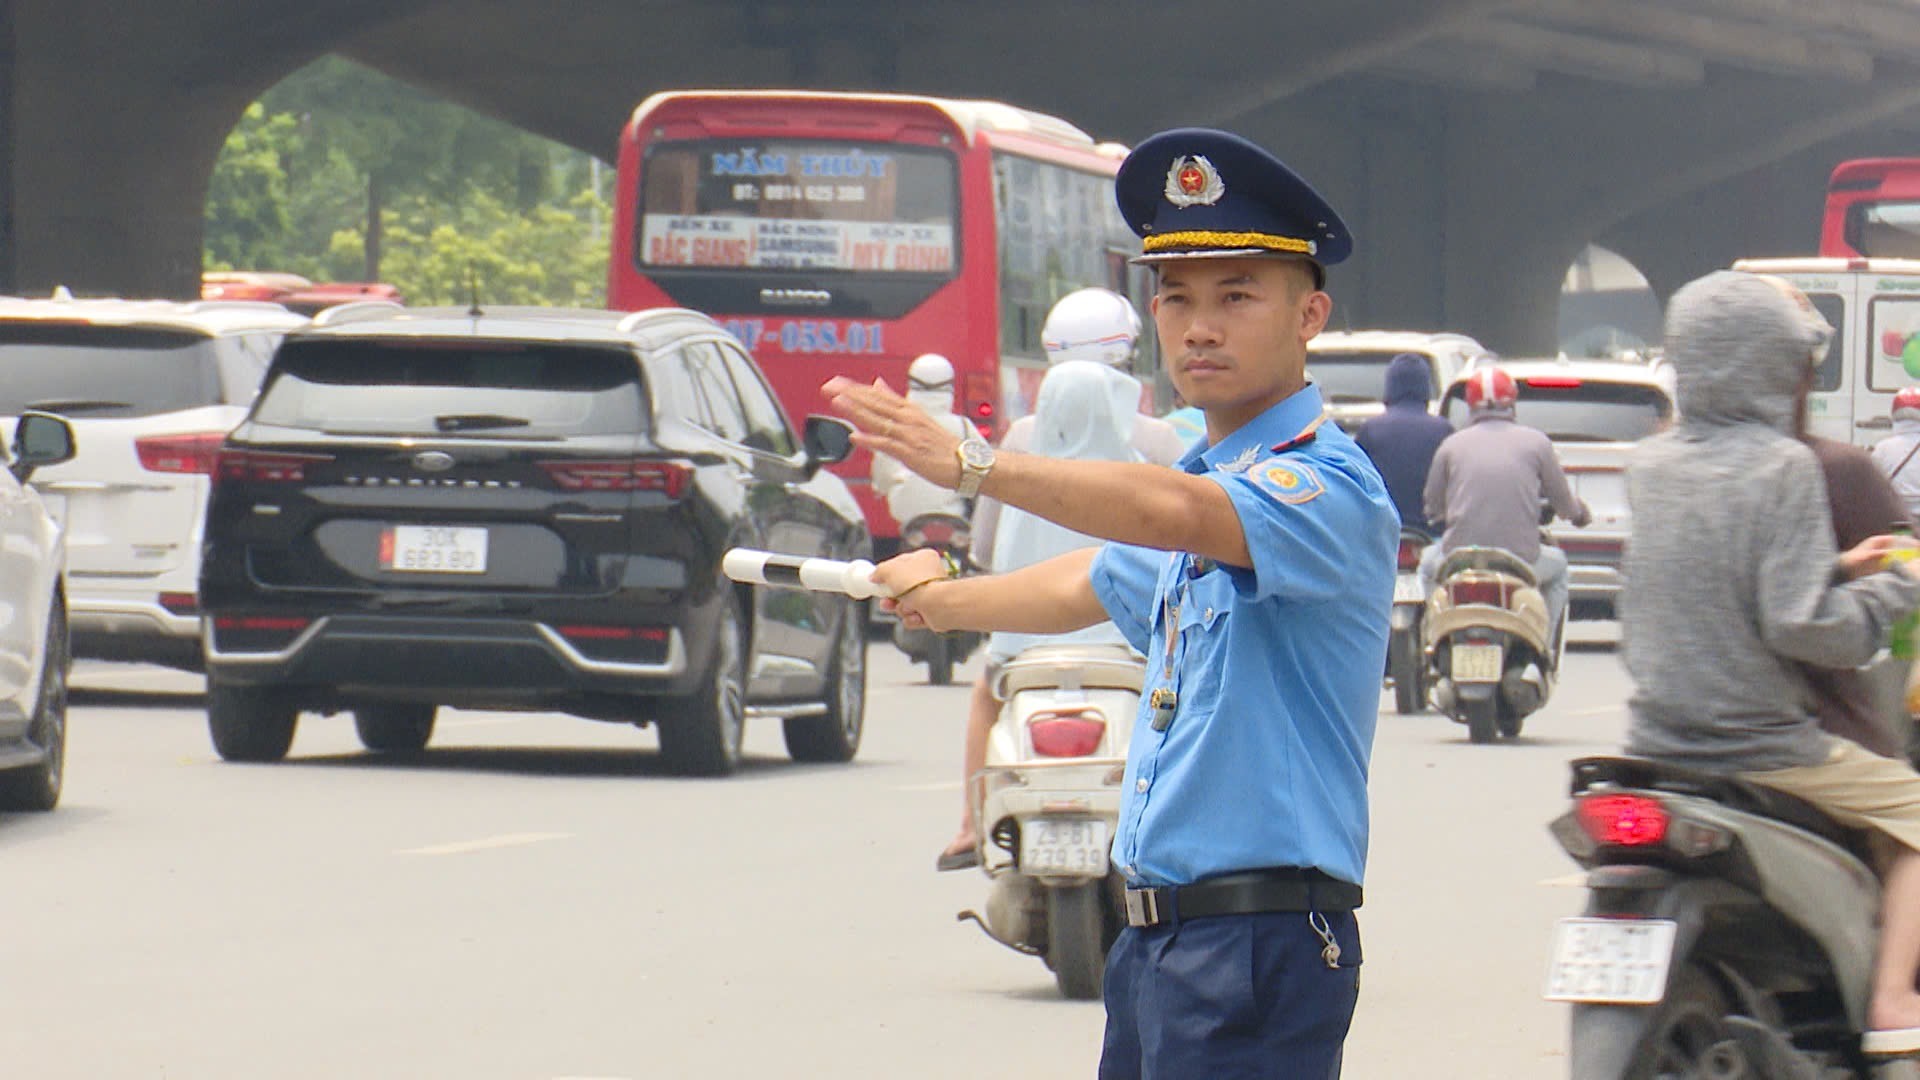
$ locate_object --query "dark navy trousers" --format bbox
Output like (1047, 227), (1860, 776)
(1098, 909), (1362, 1079)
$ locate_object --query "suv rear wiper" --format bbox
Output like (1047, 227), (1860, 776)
(26, 398), (132, 414)
(434, 413), (532, 432)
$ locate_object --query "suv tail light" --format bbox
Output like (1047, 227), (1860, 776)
(539, 459), (691, 497)
(158, 592), (199, 617)
(137, 432), (226, 475)
(1029, 708), (1107, 758)
(1448, 580), (1510, 607)
(555, 623), (672, 664)
(1575, 794), (1669, 847)
(215, 447), (333, 484)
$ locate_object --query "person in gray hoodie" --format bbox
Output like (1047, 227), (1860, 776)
(1623, 269), (1920, 1053)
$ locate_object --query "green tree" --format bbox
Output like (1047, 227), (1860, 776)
(205, 56), (610, 306)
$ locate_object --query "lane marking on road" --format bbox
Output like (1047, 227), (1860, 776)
(397, 832), (572, 857)
(1537, 872), (1589, 888)
(895, 781), (961, 792)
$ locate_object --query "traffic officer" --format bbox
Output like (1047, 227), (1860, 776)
(824, 127), (1396, 1078)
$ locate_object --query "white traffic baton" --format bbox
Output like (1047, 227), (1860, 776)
(721, 549), (893, 600)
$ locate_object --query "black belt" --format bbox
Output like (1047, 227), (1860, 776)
(1123, 868), (1362, 929)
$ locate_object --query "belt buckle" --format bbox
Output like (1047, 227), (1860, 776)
(1124, 888), (1161, 928)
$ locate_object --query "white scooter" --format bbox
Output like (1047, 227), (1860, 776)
(958, 643), (1142, 1000)
(1423, 545), (1563, 743)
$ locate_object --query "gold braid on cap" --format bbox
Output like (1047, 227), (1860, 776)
(1142, 230), (1314, 255)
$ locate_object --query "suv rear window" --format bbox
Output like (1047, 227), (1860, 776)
(254, 341), (646, 438)
(1442, 379), (1671, 442)
(1308, 350), (1434, 405)
(0, 325), (224, 417)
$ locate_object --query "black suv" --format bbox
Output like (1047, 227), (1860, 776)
(199, 304), (871, 776)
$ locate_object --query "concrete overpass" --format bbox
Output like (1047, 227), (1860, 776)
(7, 0), (1920, 352)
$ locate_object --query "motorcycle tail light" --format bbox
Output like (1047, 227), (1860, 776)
(1576, 793), (1670, 847)
(1029, 708), (1107, 758)
(1448, 580), (1509, 607)
(1397, 538), (1423, 571)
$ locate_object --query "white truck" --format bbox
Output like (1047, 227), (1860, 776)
(1731, 256), (1920, 446)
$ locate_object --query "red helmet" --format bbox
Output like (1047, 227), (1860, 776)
(1464, 366), (1518, 414)
(1895, 387), (1920, 421)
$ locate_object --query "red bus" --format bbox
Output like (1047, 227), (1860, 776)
(607, 91), (1154, 543)
(1822, 158), (1920, 258)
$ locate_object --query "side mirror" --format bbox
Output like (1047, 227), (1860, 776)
(802, 415), (855, 467)
(11, 411), (74, 483)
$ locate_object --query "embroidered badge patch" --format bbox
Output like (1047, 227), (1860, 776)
(1216, 445), (1262, 475)
(1260, 460), (1325, 504)
(1164, 155), (1225, 208)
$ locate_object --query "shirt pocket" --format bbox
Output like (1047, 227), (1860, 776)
(1175, 578), (1232, 718)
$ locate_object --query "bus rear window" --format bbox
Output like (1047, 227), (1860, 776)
(639, 140), (957, 274)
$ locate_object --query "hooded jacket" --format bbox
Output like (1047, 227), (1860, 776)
(1623, 271), (1920, 772)
(1353, 354), (1452, 533)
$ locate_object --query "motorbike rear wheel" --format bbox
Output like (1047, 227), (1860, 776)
(1496, 704), (1524, 739)
(927, 635), (954, 687)
(1463, 697), (1499, 744)
(1389, 630), (1426, 714)
(1620, 964), (1736, 1079)
(1046, 882), (1108, 1001)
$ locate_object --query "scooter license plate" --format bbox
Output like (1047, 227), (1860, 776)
(1393, 573), (1424, 603)
(1451, 643), (1503, 683)
(1020, 817), (1110, 876)
(1544, 917), (1678, 1004)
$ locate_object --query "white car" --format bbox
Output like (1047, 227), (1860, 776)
(1307, 330), (1495, 433)
(0, 412), (79, 810)
(1439, 359), (1676, 620)
(0, 297), (308, 669)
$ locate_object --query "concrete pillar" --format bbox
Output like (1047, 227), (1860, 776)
(0, 0), (14, 294)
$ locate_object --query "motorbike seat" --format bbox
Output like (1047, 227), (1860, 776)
(1436, 546), (1537, 587)
(1569, 756), (1875, 863)
(994, 644), (1145, 700)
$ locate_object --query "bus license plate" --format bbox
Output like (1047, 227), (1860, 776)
(1545, 917), (1678, 1004)
(1393, 573), (1424, 603)
(1451, 644), (1503, 683)
(381, 526), (488, 574)
(1021, 818), (1110, 876)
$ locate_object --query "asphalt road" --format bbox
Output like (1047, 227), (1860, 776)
(0, 626), (1631, 1078)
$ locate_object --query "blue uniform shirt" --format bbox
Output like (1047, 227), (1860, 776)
(1090, 383), (1397, 887)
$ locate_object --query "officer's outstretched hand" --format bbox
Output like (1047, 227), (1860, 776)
(823, 376), (966, 489)
(871, 548), (959, 632)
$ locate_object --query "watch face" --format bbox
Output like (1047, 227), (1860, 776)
(959, 440), (995, 468)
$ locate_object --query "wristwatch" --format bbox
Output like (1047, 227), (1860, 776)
(954, 437), (996, 498)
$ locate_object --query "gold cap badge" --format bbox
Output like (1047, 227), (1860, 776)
(1164, 155), (1225, 208)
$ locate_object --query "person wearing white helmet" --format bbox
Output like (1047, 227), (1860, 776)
(871, 354), (975, 528)
(937, 291), (1187, 871)
(973, 289), (1188, 561)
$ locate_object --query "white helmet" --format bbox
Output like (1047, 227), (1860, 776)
(1041, 288), (1140, 368)
(907, 353), (955, 390)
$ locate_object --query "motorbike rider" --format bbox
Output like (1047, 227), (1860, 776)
(1793, 327), (1915, 758)
(1622, 269), (1920, 1055)
(1354, 352), (1453, 535)
(971, 288), (1188, 558)
(871, 353), (976, 529)
(1871, 387), (1920, 522)
(938, 291), (1183, 870)
(1420, 365), (1590, 637)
